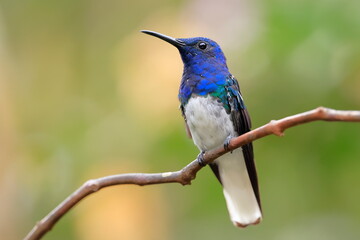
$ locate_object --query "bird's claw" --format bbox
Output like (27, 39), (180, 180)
(224, 135), (233, 153)
(197, 151), (206, 166)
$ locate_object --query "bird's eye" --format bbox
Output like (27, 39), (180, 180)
(198, 42), (207, 50)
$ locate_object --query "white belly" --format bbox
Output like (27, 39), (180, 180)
(184, 95), (262, 226)
(184, 96), (236, 151)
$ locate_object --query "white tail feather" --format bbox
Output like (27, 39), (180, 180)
(215, 148), (262, 227)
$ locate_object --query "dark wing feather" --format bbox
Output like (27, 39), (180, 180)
(180, 104), (192, 139)
(226, 75), (261, 210)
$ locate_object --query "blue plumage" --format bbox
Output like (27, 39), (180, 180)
(175, 37), (246, 112)
(175, 37), (229, 105)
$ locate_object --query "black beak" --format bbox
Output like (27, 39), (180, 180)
(141, 30), (185, 48)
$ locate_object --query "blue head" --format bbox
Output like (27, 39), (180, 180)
(141, 30), (228, 74)
(141, 30), (231, 104)
(176, 37), (228, 72)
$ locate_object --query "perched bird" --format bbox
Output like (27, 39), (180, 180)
(141, 30), (261, 227)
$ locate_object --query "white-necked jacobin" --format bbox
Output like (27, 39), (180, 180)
(141, 30), (261, 227)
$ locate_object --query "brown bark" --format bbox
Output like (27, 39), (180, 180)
(24, 107), (360, 240)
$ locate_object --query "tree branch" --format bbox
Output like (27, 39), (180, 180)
(24, 107), (360, 240)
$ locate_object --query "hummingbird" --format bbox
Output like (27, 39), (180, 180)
(141, 30), (261, 227)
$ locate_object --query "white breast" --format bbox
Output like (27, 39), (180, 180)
(184, 96), (236, 151)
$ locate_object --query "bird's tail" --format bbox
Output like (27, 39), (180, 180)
(215, 148), (262, 227)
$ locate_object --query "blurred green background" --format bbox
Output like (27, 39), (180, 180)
(1, 0), (360, 239)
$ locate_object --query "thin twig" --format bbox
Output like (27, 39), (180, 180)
(24, 107), (360, 240)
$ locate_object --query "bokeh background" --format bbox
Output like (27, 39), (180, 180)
(1, 0), (360, 239)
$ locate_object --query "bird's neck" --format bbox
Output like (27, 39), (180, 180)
(178, 61), (230, 106)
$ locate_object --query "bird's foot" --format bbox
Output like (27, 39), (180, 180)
(197, 151), (206, 166)
(224, 135), (233, 153)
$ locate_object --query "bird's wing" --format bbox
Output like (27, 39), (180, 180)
(180, 104), (192, 139)
(223, 75), (261, 209)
